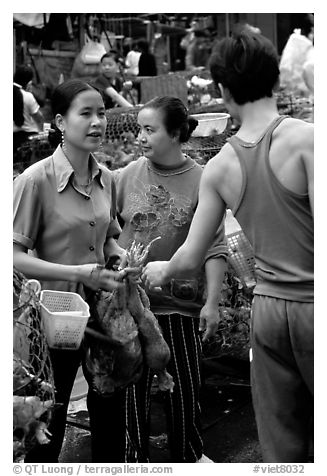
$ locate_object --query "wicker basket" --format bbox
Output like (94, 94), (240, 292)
(182, 130), (235, 164)
(40, 290), (90, 350)
(140, 73), (188, 105)
(226, 231), (256, 288)
(105, 106), (141, 142)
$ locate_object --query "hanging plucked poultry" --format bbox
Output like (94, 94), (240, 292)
(84, 238), (174, 395)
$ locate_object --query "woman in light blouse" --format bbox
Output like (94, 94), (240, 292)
(13, 79), (125, 462)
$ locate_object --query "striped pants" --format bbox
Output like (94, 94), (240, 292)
(86, 313), (204, 462)
(125, 313), (204, 462)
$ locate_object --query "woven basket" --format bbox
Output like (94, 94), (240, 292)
(140, 73), (188, 105)
(226, 231), (256, 288)
(105, 106), (141, 142)
(182, 130), (235, 164)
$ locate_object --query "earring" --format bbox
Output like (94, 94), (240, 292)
(61, 130), (65, 150)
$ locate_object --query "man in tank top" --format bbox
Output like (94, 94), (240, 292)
(142, 28), (314, 463)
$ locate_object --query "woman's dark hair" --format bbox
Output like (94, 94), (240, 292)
(298, 13), (314, 38)
(209, 30), (280, 105)
(48, 79), (103, 147)
(13, 85), (24, 127)
(137, 39), (149, 53)
(140, 96), (198, 143)
(14, 65), (34, 89)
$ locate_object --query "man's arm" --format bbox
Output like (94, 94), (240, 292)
(302, 125), (314, 217)
(199, 256), (227, 341)
(142, 160), (226, 287)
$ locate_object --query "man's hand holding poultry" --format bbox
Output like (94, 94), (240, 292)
(141, 260), (170, 290)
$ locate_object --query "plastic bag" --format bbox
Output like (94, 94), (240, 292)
(80, 39), (106, 65)
(279, 30), (313, 96)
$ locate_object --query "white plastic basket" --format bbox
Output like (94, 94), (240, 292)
(40, 290), (90, 350)
(191, 113), (230, 137)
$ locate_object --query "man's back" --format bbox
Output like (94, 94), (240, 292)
(142, 28), (314, 463)
(210, 112), (313, 209)
(207, 112), (313, 301)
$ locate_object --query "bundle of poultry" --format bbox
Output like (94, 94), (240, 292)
(84, 238), (174, 396)
(13, 269), (55, 461)
(13, 394), (53, 460)
(13, 355), (55, 461)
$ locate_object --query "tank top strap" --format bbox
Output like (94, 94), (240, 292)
(228, 115), (289, 149)
(264, 114), (288, 139)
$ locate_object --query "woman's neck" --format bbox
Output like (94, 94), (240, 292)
(62, 144), (90, 178)
(151, 150), (187, 170)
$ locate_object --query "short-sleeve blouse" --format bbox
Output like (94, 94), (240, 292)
(13, 145), (121, 295)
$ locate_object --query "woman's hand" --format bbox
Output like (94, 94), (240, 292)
(78, 264), (124, 291)
(141, 261), (170, 290)
(199, 302), (220, 342)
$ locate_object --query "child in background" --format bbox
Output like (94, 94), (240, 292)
(93, 51), (132, 109)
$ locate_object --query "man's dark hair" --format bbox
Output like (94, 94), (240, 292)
(209, 30), (280, 105)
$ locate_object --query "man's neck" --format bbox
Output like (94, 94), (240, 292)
(237, 97), (279, 141)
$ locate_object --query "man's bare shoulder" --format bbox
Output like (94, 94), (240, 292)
(279, 117), (313, 145)
(204, 141), (238, 179)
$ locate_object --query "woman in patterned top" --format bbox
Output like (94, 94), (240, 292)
(87, 96), (228, 462)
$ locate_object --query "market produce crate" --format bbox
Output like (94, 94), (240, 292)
(104, 106), (141, 142)
(181, 129), (235, 164)
(139, 73), (188, 105)
(226, 231), (256, 288)
(276, 89), (314, 122)
(14, 135), (55, 177)
(40, 290), (90, 350)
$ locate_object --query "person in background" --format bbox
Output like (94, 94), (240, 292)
(181, 27), (212, 71)
(143, 30), (314, 463)
(14, 79), (126, 462)
(113, 96), (228, 462)
(180, 21), (197, 71)
(125, 41), (141, 77)
(128, 39), (158, 104)
(137, 39), (157, 77)
(191, 30), (213, 69)
(93, 51), (132, 109)
(13, 65), (44, 153)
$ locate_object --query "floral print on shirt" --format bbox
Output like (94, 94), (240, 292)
(127, 181), (194, 238)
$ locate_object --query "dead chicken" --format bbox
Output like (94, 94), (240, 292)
(85, 237), (174, 395)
